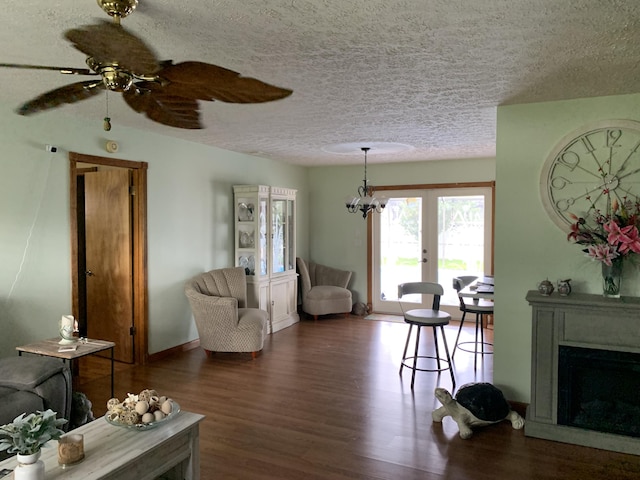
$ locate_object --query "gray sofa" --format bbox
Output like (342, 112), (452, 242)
(0, 356), (72, 428)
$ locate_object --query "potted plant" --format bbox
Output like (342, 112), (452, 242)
(0, 409), (67, 479)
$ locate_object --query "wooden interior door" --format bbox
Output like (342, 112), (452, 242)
(84, 169), (134, 363)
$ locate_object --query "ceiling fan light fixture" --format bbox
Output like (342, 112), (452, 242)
(86, 58), (133, 92)
(101, 67), (133, 92)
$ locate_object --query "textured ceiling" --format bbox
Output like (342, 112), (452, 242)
(1, 0), (640, 165)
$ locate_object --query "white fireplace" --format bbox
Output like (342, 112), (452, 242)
(525, 291), (640, 456)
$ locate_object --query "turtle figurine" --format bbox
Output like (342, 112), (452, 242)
(432, 382), (525, 439)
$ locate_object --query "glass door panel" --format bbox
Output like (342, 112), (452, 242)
(373, 192), (431, 313)
(436, 191), (490, 307)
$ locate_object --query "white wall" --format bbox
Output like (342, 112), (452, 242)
(494, 93), (640, 402)
(0, 106), (308, 358)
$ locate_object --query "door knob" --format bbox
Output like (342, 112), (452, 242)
(85, 270), (94, 277)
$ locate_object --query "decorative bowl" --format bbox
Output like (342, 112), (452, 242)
(104, 400), (180, 430)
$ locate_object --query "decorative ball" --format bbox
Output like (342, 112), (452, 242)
(161, 400), (173, 415)
(138, 389), (153, 403)
(141, 412), (155, 424)
(135, 400), (149, 415)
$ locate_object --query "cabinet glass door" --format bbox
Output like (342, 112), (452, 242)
(272, 199), (286, 273)
(259, 199), (268, 276)
(236, 199), (256, 275)
(287, 199), (295, 271)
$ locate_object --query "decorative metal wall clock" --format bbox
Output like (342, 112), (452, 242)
(540, 120), (640, 231)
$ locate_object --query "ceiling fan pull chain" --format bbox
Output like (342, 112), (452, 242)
(104, 90), (111, 131)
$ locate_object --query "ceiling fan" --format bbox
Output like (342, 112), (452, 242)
(0, 0), (293, 130)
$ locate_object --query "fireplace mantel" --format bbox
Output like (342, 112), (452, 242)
(525, 290), (640, 455)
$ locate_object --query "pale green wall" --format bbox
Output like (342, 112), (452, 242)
(494, 93), (640, 402)
(0, 105), (309, 358)
(307, 158), (496, 303)
(5, 92), (638, 405)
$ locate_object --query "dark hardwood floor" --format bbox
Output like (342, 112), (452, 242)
(77, 316), (640, 479)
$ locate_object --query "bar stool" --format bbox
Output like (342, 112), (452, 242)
(452, 276), (494, 370)
(398, 282), (455, 390)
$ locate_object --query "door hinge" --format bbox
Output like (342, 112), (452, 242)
(129, 185), (136, 196)
(130, 326), (136, 336)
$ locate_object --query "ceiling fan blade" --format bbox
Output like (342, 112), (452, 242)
(65, 20), (160, 75)
(17, 80), (105, 116)
(123, 82), (202, 129)
(0, 63), (96, 76)
(158, 61), (293, 103)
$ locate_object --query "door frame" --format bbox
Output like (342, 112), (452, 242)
(69, 152), (149, 365)
(366, 181), (495, 311)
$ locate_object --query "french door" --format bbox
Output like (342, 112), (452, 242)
(372, 186), (493, 315)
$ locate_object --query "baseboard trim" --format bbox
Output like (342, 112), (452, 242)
(148, 339), (200, 362)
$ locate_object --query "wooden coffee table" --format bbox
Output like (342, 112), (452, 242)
(16, 338), (116, 397)
(0, 410), (205, 480)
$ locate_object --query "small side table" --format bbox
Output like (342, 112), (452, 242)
(16, 338), (115, 398)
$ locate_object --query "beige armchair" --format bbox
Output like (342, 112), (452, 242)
(296, 257), (352, 320)
(185, 267), (268, 358)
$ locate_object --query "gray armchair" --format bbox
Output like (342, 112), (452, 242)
(296, 257), (352, 320)
(185, 267), (268, 358)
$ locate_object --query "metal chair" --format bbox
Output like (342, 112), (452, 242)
(398, 282), (455, 390)
(452, 276), (494, 370)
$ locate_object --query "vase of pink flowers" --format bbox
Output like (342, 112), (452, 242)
(568, 196), (640, 298)
(601, 256), (623, 298)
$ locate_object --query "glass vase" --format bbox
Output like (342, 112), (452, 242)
(602, 258), (623, 298)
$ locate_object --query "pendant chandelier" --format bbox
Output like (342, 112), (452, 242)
(345, 147), (388, 218)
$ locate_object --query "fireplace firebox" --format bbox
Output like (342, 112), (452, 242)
(558, 346), (640, 438)
(526, 291), (640, 455)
